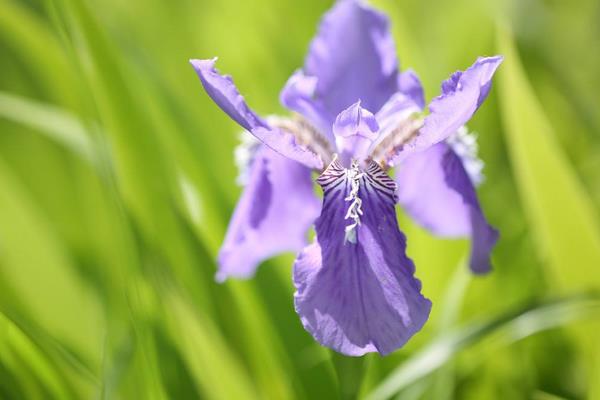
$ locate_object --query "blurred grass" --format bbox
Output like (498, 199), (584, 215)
(0, 0), (599, 399)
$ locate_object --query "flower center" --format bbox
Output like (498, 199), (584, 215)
(344, 159), (364, 244)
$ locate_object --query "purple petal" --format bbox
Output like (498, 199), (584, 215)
(280, 70), (335, 142)
(304, 0), (399, 119)
(366, 92), (421, 163)
(332, 101), (379, 164)
(388, 56), (503, 166)
(217, 145), (320, 281)
(398, 70), (425, 109)
(374, 92), (421, 135)
(294, 159), (431, 356)
(190, 58), (323, 169)
(395, 143), (499, 273)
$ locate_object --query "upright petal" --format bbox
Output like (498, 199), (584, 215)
(190, 58), (323, 169)
(304, 0), (399, 119)
(373, 92), (421, 136)
(387, 56), (503, 166)
(395, 143), (499, 273)
(218, 145), (320, 281)
(280, 70), (335, 143)
(294, 159), (431, 356)
(365, 73), (424, 164)
(332, 101), (379, 165)
(397, 70), (425, 109)
(368, 92), (422, 165)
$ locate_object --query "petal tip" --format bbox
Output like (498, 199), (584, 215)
(189, 57), (218, 71)
(469, 224), (499, 274)
(483, 54), (504, 64)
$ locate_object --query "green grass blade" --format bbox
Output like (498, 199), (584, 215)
(163, 291), (261, 400)
(0, 91), (95, 163)
(366, 295), (600, 400)
(0, 0), (78, 107)
(0, 158), (104, 385)
(0, 312), (74, 399)
(496, 26), (600, 290)
(496, 29), (600, 396)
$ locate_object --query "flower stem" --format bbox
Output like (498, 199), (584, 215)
(331, 352), (368, 400)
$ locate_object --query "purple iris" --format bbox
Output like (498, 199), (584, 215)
(190, 0), (501, 356)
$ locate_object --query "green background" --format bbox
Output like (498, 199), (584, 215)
(1, 0), (599, 398)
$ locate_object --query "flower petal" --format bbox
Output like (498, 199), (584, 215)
(366, 73), (424, 162)
(217, 145), (320, 281)
(367, 92), (422, 165)
(332, 101), (379, 164)
(280, 70), (334, 142)
(294, 159), (431, 356)
(395, 143), (499, 273)
(304, 0), (399, 119)
(397, 70), (425, 109)
(374, 92), (421, 135)
(387, 56), (503, 166)
(190, 58), (323, 169)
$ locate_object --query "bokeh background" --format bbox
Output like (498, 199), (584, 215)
(1, 0), (600, 398)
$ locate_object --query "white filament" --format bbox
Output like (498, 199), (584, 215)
(234, 130), (261, 186)
(344, 160), (364, 244)
(446, 126), (484, 186)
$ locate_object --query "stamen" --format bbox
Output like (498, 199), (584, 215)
(269, 114), (335, 167)
(446, 126), (484, 186)
(234, 131), (261, 186)
(234, 115), (335, 185)
(369, 112), (423, 169)
(344, 159), (364, 244)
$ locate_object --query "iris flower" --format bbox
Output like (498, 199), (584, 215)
(190, 0), (501, 356)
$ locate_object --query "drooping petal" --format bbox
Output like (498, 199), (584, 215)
(217, 145), (320, 281)
(387, 56), (503, 166)
(294, 159), (431, 356)
(332, 101), (379, 164)
(190, 58), (324, 169)
(395, 143), (498, 273)
(303, 0), (399, 120)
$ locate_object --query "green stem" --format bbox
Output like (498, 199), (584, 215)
(331, 352), (368, 400)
